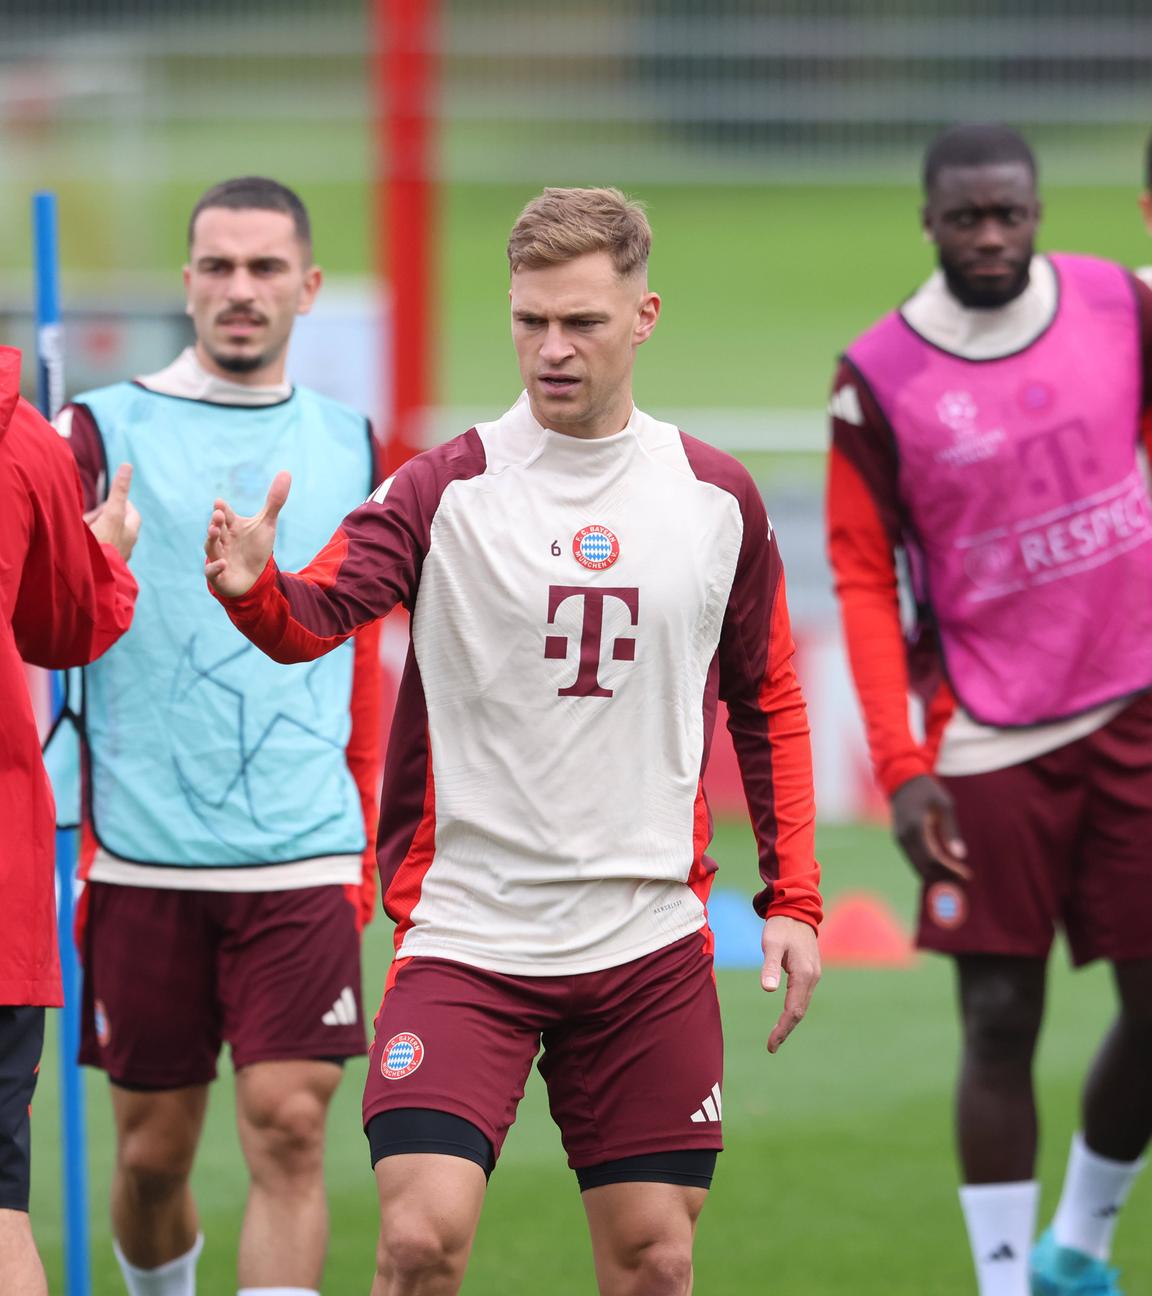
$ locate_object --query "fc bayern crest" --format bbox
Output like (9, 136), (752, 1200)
(573, 524), (620, 570)
(94, 998), (111, 1048)
(926, 882), (968, 931)
(381, 1032), (425, 1080)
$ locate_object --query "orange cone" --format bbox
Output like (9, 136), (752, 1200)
(820, 891), (917, 967)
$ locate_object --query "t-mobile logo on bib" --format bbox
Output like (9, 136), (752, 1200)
(545, 585), (639, 698)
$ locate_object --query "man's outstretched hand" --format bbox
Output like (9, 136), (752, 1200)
(204, 471), (291, 598)
(761, 914), (821, 1054)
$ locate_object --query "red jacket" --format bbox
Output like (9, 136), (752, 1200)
(0, 347), (137, 1006)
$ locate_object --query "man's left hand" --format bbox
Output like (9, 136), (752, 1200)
(760, 915), (821, 1054)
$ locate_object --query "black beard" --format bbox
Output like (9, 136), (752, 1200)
(208, 348), (269, 375)
(940, 255), (1032, 310)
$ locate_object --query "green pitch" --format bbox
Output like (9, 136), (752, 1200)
(3, 177), (1149, 415)
(30, 820), (1150, 1294)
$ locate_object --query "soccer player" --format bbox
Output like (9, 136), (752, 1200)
(1, 347), (138, 1295)
(58, 178), (381, 1296)
(205, 186), (823, 1295)
(827, 123), (1152, 1296)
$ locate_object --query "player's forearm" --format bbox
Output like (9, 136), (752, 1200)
(12, 438), (137, 668)
(728, 671), (822, 930)
(16, 541), (136, 668)
(85, 539), (138, 661)
(837, 582), (931, 796)
(827, 449), (928, 795)
(212, 557), (356, 663)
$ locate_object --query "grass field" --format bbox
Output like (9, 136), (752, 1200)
(4, 178), (1151, 418)
(7, 127), (1152, 1296)
(29, 819), (1150, 1294)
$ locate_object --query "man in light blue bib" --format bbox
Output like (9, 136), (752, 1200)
(57, 177), (381, 1296)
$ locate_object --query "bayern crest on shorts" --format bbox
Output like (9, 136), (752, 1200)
(926, 881), (968, 930)
(380, 1031), (425, 1080)
(94, 998), (111, 1048)
(573, 524), (620, 570)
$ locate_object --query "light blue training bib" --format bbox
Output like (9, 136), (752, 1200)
(74, 381), (375, 868)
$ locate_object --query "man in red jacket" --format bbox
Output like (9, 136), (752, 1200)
(0, 345), (138, 1293)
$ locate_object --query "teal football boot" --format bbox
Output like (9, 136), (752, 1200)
(1030, 1228), (1122, 1295)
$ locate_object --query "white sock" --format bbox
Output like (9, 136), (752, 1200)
(114, 1233), (203, 1296)
(1052, 1131), (1147, 1261)
(959, 1181), (1039, 1296)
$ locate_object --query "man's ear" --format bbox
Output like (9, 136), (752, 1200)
(297, 264), (324, 316)
(634, 291), (661, 346)
(1139, 191), (1152, 236)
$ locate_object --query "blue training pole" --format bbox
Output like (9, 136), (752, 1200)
(34, 190), (91, 1296)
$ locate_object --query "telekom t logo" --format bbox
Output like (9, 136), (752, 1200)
(545, 585), (640, 698)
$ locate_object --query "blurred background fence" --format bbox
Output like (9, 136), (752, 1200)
(3, 1), (1152, 189)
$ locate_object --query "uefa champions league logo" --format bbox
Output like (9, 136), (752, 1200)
(936, 390), (979, 436)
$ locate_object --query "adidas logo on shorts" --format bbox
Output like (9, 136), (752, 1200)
(689, 1082), (723, 1124)
(322, 986), (358, 1027)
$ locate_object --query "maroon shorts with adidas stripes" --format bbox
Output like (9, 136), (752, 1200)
(919, 694), (1152, 966)
(363, 931), (724, 1170)
(79, 881), (365, 1088)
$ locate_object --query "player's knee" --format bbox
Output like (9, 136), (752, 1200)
(376, 1217), (465, 1287)
(246, 1087), (327, 1172)
(625, 1239), (694, 1295)
(117, 1134), (193, 1207)
(962, 984), (1043, 1064)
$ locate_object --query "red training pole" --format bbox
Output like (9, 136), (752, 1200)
(371, 0), (440, 477)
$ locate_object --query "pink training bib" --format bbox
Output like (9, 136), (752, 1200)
(847, 254), (1152, 727)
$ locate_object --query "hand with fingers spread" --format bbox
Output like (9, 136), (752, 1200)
(890, 773), (970, 883)
(204, 470), (291, 598)
(85, 462), (141, 561)
(761, 914), (821, 1054)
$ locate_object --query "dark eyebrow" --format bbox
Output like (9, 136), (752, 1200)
(943, 202), (1027, 219)
(195, 254), (292, 269)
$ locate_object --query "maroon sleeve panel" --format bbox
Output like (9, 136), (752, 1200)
(828, 357), (904, 546)
(60, 402), (109, 511)
(216, 430), (488, 664)
(680, 434), (822, 931)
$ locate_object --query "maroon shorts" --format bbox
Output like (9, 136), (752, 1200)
(79, 882), (365, 1088)
(919, 694), (1152, 966)
(363, 932), (724, 1170)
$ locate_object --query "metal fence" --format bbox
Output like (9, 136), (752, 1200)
(1, 1), (1150, 189)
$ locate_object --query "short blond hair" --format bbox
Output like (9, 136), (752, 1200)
(507, 187), (651, 278)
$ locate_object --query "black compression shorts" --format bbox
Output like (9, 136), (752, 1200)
(0, 1006), (45, 1213)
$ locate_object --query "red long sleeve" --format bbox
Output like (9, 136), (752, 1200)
(1, 349), (136, 1006)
